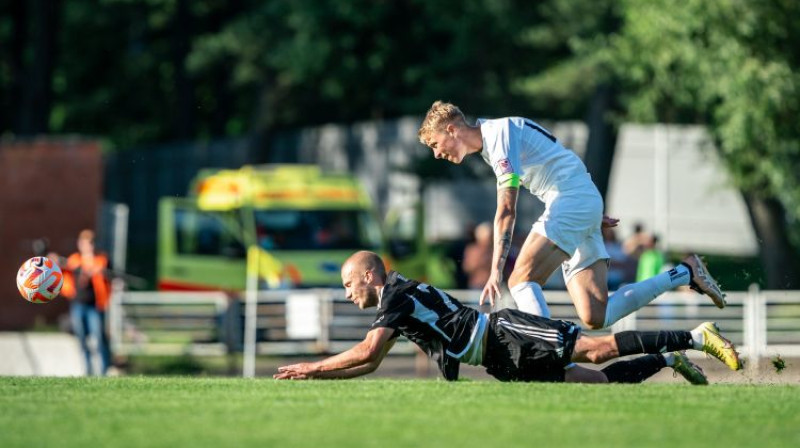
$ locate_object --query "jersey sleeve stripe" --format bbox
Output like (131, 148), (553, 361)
(524, 121), (556, 142)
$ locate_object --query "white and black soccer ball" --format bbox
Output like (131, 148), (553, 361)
(16, 256), (63, 304)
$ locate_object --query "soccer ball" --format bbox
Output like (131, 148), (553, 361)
(16, 257), (64, 303)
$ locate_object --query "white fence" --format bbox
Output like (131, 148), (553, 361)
(109, 286), (800, 376)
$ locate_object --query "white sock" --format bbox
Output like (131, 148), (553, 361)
(662, 352), (676, 367)
(603, 265), (692, 328)
(509, 282), (550, 318)
(690, 328), (704, 350)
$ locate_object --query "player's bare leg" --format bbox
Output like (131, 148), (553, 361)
(506, 231), (569, 317)
(568, 258), (706, 329)
(565, 261), (610, 329)
(564, 364), (608, 383)
(570, 334), (619, 364)
(569, 334), (686, 384)
(508, 230), (723, 330)
(565, 354), (678, 384)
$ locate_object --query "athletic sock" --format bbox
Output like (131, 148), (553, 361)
(602, 265), (692, 328)
(614, 330), (694, 356)
(601, 354), (667, 383)
(509, 282), (550, 317)
(662, 352), (676, 367)
(690, 328), (704, 350)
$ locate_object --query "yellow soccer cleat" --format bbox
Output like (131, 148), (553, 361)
(671, 351), (708, 385)
(696, 322), (742, 371)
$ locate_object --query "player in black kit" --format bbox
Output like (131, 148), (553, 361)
(275, 251), (741, 383)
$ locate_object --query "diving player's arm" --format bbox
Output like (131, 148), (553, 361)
(274, 327), (396, 380)
(480, 174), (520, 306)
(313, 336), (397, 379)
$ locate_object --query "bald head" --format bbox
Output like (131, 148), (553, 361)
(341, 251), (387, 310)
(343, 251), (387, 282)
(474, 222), (492, 244)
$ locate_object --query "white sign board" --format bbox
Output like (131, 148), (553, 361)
(286, 293), (321, 339)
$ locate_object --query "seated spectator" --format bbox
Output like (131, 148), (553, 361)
(623, 222), (649, 260)
(603, 226), (635, 290)
(462, 222), (493, 290)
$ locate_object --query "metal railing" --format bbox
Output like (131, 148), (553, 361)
(109, 286), (800, 376)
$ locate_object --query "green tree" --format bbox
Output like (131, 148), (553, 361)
(602, 0), (800, 288)
(513, 0), (623, 197)
(1, 0), (247, 146)
(2, 0), (567, 147)
(0, 0), (61, 135)
(187, 0), (550, 135)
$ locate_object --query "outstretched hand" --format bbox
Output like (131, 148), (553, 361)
(274, 362), (316, 380)
(480, 274), (503, 308)
(602, 215), (619, 228)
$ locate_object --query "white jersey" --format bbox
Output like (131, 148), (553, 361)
(478, 117), (589, 200)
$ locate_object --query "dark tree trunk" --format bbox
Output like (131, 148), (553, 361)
(742, 192), (800, 289)
(208, 0), (243, 137)
(209, 72), (232, 137)
(7, 0), (28, 132)
(171, 0), (195, 139)
(250, 81), (275, 163)
(18, 0), (60, 135)
(582, 83), (618, 200)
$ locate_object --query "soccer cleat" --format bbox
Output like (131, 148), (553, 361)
(695, 322), (742, 371)
(682, 254), (726, 308)
(671, 351), (708, 385)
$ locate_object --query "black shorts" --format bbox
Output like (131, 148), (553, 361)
(482, 309), (581, 383)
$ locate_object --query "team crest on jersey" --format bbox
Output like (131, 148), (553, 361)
(494, 158), (513, 176)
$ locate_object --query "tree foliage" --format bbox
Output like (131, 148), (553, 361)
(187, 0), (547, 132)
(2, 0), (556, 146)
(513, 0), (622, 117)
(603, 0), (800, 237)
(514, 0), (799, 286)
(597, 0), (800, 286)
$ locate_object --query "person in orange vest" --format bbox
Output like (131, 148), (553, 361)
(60, 229), (112, 375)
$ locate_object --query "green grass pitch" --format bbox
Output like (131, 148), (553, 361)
(1, 377), (798, 448)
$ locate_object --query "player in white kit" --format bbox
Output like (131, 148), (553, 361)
(418, 101), (725, 329)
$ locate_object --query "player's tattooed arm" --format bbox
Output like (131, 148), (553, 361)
(480, 186), (519, 306)
(493, 187), (518, 273)
(500, 231), (513, 262)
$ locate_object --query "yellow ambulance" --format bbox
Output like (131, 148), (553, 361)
(157, 164), (454, 291)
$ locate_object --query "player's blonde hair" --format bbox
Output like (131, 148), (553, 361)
(418, 101), (468, 146)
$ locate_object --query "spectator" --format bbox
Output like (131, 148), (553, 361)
(623, 222), (649, 260)
(637, 235), (672, 320)
(636, 234), (666, 283)
(445, 222), (476, 290)
(31, 237), (50, 257)
(603, 226), (635, 290)
(31, 237), (64, 269)
(462, 222), (493, 290)
(60, 229), (113, 376)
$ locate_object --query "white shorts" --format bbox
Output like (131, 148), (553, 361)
(530, 180), (610, 284)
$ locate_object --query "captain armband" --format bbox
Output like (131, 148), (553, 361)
(497, 173), (520, 189)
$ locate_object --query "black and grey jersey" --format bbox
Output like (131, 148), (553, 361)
(370, 271), (488, 381)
